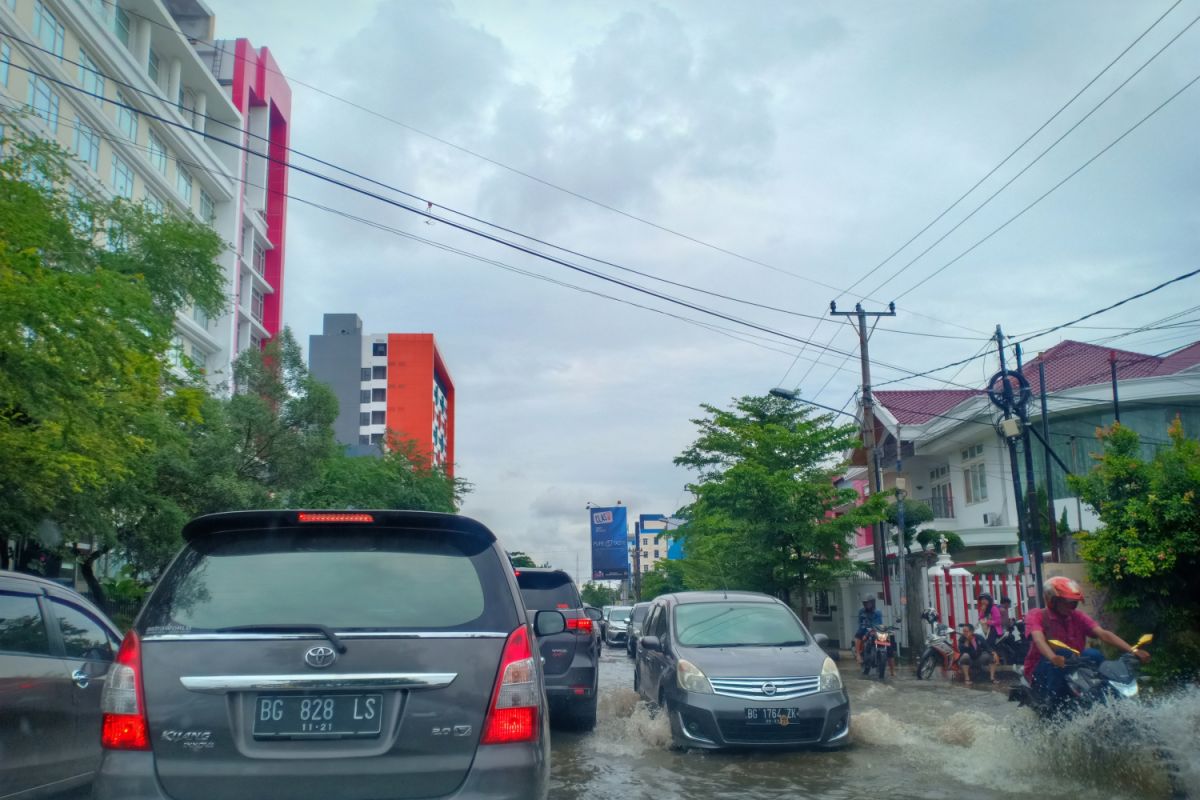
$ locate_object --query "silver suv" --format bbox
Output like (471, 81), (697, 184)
(92, 510), (565, 800)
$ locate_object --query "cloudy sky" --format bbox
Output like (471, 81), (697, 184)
(206, 0), (1200, 582)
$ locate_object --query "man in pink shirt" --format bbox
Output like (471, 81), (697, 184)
(1024, 576), (1150, 710)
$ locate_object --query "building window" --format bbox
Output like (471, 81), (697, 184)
(653, 550), (660, 559)
(33, 2), (65, 59)
(199, 189), (215, 225)
(143, 192), (164, 215)
(372, 366), (386, 380)
(168, 335), (184, 368)
(252, 243), (265, 275)
(116, 93), (137, 141)
(371, 388), (386, 402)
(370, 433), (383, 445)
(812, 590), (832, 620)
(114, 8), (131, 47)
(370, 410), (385, 425)
(83, 0), (111, 23)
(147, 50), (160, 85)
(250, 288), (263, 322)
(928, 464), (954, 519)
(1, 42), (9, 87)
(147, 128), (167, 173)
(372, 342), (387, 357)
(358, 434), (370, 446)
(192, 305), (208, 328)
(359, 411), (370, 427)
(249, 333), (262, 351)
(359, 389), (371, 405)
(26, 76), (60, 132)
(360, 367), (372, 382)
(176, 166), (192, 204)
(78, 49), (104, 101)
(111, 154), (134, 199)
(962, 446), (988, 505)
(72, 118), (100, 171)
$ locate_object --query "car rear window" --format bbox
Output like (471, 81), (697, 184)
(516, 572), (581, 610)
(138, 527), (516, 634)
(630, 605), (649, 623)
(674, 602), (808, 648)
(609, 607), (632, 621)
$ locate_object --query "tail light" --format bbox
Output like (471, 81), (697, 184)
(566, 618), (593, 635)
(480, 625), (540, 745)
(101, 631), (150, 750)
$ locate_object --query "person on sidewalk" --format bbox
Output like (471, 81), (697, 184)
(975, 593), (1002, 683)
(955, 623), (993, 687)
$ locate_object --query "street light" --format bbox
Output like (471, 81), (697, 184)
(768, 387), (861, 423)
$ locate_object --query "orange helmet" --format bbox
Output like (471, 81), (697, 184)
(1044, 575), (1084, 605)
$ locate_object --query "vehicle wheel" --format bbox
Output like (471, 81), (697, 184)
(876, 651), (887, 680)
(633, 663), (641, 694)
(627, 642), (635, 659)
(661, 691), (685, 749)
(917, 653), (939, 680)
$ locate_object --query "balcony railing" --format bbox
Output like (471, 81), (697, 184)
(917, 494), (955, 520)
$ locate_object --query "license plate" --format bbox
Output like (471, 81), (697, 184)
(744, 707), (804, 725)
(253, 694), (383, 739)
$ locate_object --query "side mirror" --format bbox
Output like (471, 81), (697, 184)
(584, 607), (604, 622)
(814, 633), (830, 649)
(534, 610), (566, 637)
(640, 636), (661, 652)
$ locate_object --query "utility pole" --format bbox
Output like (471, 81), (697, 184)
(894, 422), (912, 659)
(1109, 351), (1121, 423)
(1037, 358), (1059, 562)
(831, 300), (896, 602)
(1015, 345), (1045, 605)
(631, 521), (642, 601)
(993, 326), (1029, 550)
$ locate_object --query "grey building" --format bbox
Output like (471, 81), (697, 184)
(309, 313), (374, 456)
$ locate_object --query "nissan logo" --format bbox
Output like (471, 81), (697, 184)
(761, 682), (777, 697)
(305, 646), (337, 669)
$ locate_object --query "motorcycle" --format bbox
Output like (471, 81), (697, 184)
(1007, 634), (1152, 718)
(861, 624), (898, 680)
(916, 609), (956, 680)
(993, 618), (1030, 669)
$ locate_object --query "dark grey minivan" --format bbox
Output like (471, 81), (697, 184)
(634, 591), (849, 750)
(91, 510), (565, 800)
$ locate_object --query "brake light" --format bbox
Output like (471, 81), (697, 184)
(480, 625), (539, 745)
(101, 631), (149, 750)
(566, 618), (593, 635)
(298, 512), (375, 523)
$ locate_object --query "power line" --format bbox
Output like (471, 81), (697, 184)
(91, 0), (985, 336)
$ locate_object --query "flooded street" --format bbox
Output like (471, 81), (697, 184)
(551, 645), (1200, 800)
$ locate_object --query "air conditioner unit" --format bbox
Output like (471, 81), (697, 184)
(982, 513), (1003, 527)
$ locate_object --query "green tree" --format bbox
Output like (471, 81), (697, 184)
(581, 582), (618, 607)
(1068, 420), (1200, 685)
(640, 559), (686, 600)
(0, 135), (224, 570)
(674, 394), (888, 623)
(290, 441), (464, 512)
(508, 551), (538, 568)
(887, 498), (934, 553)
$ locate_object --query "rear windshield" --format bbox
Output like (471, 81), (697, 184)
(630, 605), (650, 623)
(609, 607), (632, 622)
(516, 572), (581, 610)
(139, 527), (516, 634)
(674, 602), (808, 648)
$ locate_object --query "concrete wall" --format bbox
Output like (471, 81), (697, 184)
(309, 314), (363, 448)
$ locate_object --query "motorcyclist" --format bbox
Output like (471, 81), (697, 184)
(1023, 576), (1150, 711)
(854, 594), (882, 665)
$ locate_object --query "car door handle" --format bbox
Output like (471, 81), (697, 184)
(72, 669), (90, 690)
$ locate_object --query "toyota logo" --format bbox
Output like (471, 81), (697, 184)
(305, 646), (337, 669)
(761, 682), (777, 697)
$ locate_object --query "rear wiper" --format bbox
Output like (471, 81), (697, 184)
(217, 624), (347, 653)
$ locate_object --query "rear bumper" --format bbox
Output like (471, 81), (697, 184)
(92, 741), (549, 800)
(665, 688), (851, 750)
(604, 629), (628, 644)
(543, 660), (598, 706)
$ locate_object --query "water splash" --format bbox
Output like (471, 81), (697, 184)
(592, 688), (673, 752)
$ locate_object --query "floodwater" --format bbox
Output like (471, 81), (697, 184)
(551, 644), (1200, 800)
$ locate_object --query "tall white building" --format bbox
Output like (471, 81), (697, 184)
(0, 0), (290, 388)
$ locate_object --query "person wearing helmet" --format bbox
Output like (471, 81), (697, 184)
(1023, 576), (1150, 709)
(854, 594), (882, 665)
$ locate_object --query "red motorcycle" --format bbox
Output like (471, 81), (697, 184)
(861, 624), (898, 680)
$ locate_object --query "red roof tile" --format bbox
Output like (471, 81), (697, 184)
(873, 389), (981, 424)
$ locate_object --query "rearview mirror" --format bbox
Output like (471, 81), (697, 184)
(640, 636), (660, 652)
(584, 607), (604, 622)
(534, 610), (566, 637)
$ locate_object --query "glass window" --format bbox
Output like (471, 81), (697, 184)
(50, 599), (113, 661)
(369, 433), (383, 445)
(372, 366), (386, 380)
(143, 192), (164, 215)
(515, 571), (581, 611)
(138, 529), (511, 633)
(147, 50), (159, 85)
(673, 602), (807, 648)
(72, 118), (100, 171)
(252, 243), (264, 274)
(111, 153), (134, 199)
(192, 305), (208, 328)
(168, 335), (184, 368)
(964, 462), (988, 504)
(370, 410), (385, 425)
(359, 389), (371, 405)
(250, 288), (263, 322)
(371, 388), (386, 402)
(147, 128), (167, 173)
(360, 367), (371, 382)
(358, 434), (370, 446)
(372, 342), (387, 357)
(176, 165), (192, 203)
(26, 76), (60, 132)
(358, 411), (370, 427)
(114, 7), (131, 47)
(1, 42), (10, 87)
(84, 0), (111, 23)
(116, 92), (137, 141)
(0, 592), (50, 656)
(78, 49), (104, 101)
(33, 1), (65, 59)
(199, 189), (214, 225)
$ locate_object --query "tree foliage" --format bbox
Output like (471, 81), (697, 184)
(581, 582), (619, 607)
(507, 551), (538, 568)
(887, 498), (934, 553)
(1068, 420), (1200, 685)
(640, 558), (686, 600)
(673, 394), (888, 623)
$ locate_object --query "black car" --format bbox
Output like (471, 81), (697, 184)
(634, 591), (849, 750)
(91, 510), (565, 800)
(0, 569), (123, 799)
(514, 568), (600, 730)
(626, 601), (652, 658)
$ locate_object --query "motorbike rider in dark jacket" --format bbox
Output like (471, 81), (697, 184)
(855, 595), (882, 665)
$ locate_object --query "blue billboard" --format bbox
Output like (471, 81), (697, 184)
(590, 506), (629, 580)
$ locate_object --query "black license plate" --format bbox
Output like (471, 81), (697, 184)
(253, 694), (383, 739)
(744, 707), (805, 725)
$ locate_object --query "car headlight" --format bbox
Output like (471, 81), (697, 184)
(677, 659), (713, 694)
(820, 657), (843, 692)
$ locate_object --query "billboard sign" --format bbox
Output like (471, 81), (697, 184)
(590, 506), (629, 580)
